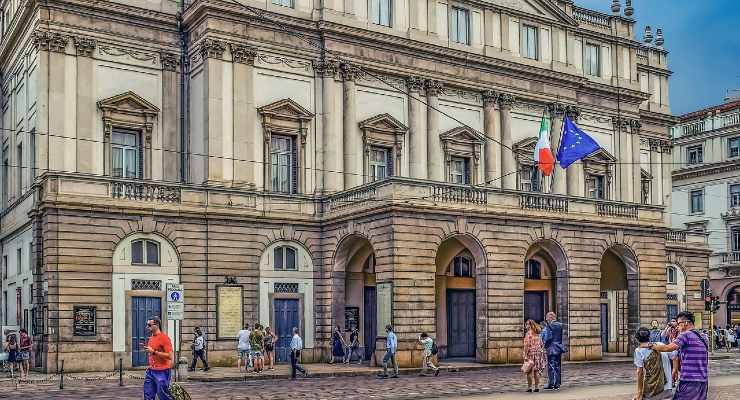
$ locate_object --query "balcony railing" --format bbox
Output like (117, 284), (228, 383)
(519, 193), (569, 213)
(110, 181), (181, 203)
(431, 183), (487, 205)
(681, 120), (706, 136)
(721, 112), (740, 128)
(665, 230), (687, 243)
(322, 184), (378, 212)
(636, 47), (648, 62)
(596, 201), (639, 220)
(722, 251), (740, 264)
(572, 7), (611, 28)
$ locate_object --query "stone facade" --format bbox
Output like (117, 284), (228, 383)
(0, 0), (709, 372)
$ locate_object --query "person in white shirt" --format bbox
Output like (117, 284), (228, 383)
(189, 327), (209, 372)
(290, 327), (308, 379)
(237, 324), (252, 372)
(632, 327), (677, 400)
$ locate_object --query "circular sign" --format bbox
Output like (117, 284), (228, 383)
(170, 292), (180, 302)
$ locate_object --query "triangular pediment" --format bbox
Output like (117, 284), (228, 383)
(258, 98), (313, 120)
(490, 0), (577, 26)
(584, 148), (617, 163)
(359, 113), (408, 133)
(513, 136), (539, 152)
(97, 91), (159, 114)
(440, 126), (485, 144)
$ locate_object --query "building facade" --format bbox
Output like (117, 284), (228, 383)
(671, 98), (740, 328)
(0, 0), (709, 372)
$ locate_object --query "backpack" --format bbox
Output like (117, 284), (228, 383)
(170, 382), (191, 400)
(430, 341), (438, 355)
(641, 350), (667, 398)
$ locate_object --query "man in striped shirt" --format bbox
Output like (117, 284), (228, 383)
(650, 311), (709, 400)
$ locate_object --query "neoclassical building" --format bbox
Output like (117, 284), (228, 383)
(0, 0), (710, 372)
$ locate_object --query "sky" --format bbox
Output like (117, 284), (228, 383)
(574, 0), (740, 115)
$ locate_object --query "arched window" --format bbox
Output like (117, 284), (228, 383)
(131, 239), (160, 265)
(525, 259), (541, 280)
(274, 246), (297, 270)
(451, 255), (473, 277)
(667, 266), (677, 284)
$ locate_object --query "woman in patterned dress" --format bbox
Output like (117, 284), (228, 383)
(522, 319), (547, 392)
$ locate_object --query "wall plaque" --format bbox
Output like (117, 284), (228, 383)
(345, 307), (359, 332)
(376, 282), (393, 337)
(73, 306), (96, 336)
(217, 286), (243, 339)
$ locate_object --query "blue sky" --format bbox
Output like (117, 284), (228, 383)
(575, 0), (740, 115)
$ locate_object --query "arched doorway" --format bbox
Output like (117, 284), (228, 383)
(334, 235), (377, 361)
(435, 235), (486, 359)
(599, 245), (638, 356)
(727, 286), (740, 326)
(523, 240), (568, 326)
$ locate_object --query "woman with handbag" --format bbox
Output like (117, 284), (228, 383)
(522, 319), (547, 393)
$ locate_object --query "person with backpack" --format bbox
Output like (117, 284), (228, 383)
(418, 332), (439, 376)
(632, 327), (677, 400)
(188, 327), (209, 372)
(650, 311), (709, 399)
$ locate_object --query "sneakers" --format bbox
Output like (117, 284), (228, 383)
(434, 369), (440, 377)
(377, 374), (388, 379)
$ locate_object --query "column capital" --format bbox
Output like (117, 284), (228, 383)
(424, 79), (444, 97)
(611, 115), (630, 130)
(547, 102), (567, 117)
(32, 30), (68, 53)
(313, 59), (340, 78)
(339, 63), (361, 81)
(160, 51), (180, 72)
(230, 44), (257, 65)
(73, 36), (96, 57)
(629, 119), (642, 133)
(498, 93), (516, 110)
(565, 105), (580, 120)
(407, 76), (425, 93)
(199, 38), (226, 60)
(482, 90), (500, 107)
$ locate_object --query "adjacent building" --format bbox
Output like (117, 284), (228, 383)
(0, 0), (709, 372)
(671, 97), (740, 328)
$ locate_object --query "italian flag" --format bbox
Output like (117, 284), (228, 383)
(534, 116), (555, 176)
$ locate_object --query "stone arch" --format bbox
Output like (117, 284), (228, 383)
(599, 243), (639, 355)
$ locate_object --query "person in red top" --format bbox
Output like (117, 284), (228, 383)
(142, 316), (173, 400)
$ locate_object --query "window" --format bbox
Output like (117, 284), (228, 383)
(449, 157), (470, 184)
(667, 266), (677, 284)
(16, 142), (22, 195)
(689, 189), (704, 214)
(270, 135), (296, 193)
(369, 0), (391, 27)
(131, 239), (160, 265)
(16, 248), (21, 275)
(273, 246), (297, 270)
(584, 44), (600, 76)
(732, 229), (740, 252)
(452, 255), (473, 277)
(449, 7), (469, 45)
(730, 184), (740, 208)
(519, 165), (540, 192)
(369, 147), (391, 181)
(521, 25), (539, 60)
(687, 145), (703, 165)
(272, 0), (294, 7)
(525, 260), (541, 280)
(641, 177), (651, 205)
(729, 137), (740, 159)
(2, 148), (8, 205)
(111, 130), (140, 178)
(2, 255), (6, 279)
(666, 304), (679, 321)
(586, 174), (606, 199)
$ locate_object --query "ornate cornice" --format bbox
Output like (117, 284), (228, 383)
(673, 159), (740, 181)
(230, 44), (257, 65)
(313, 59), (339, 78)
(425, 79), (444, 97)
(199, 39), (226, 60)
(548, 102), (567, 117)
(32, 31), (68, 53)
(339, 63), (361, 81)
(406, 76), (425, 93)
(498, 93), (516, 110)
(160, 52), (180, 72)
(73, 36), (96, 57)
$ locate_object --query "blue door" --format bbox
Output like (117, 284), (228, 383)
(131, 296), (161, 367)
(363, 287), (377, 360)
(274, 298), (299, 363)
(446, 289), (476, 358)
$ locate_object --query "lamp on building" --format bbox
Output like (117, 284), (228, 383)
(624, 0), (634, 17)
(655, 28), (665, 49)
(643, 26), (653, 45)
(611, 0), (621, 15)
(224, 276), (238, 285)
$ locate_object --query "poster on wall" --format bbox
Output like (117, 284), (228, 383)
(376, 282), (392, 337)
(217, 286), (243, 338)
(73, 306), (97, 336)
(345, 307), (359, 332)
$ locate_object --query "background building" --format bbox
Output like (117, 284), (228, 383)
(671, 97), (740, 328)
(0, 0), (709, 372)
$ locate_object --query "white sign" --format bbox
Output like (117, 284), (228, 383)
(167, 283), (184, 321)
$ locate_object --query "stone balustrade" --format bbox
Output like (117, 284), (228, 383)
(110, 181), (181, 203)
(572, 7), (611, 28)
(519, 193), (569, 213)
(596, 201), (639, 219)
(665, 230), (687, 243)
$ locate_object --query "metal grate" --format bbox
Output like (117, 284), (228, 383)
(666, 293), (678, 301)
(131, 279), (162, 291)
(274, 282), (299, 293)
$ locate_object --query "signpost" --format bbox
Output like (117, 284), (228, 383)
(166, 283), (184, 381)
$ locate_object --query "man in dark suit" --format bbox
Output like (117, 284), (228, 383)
(541, 312), (564, 390)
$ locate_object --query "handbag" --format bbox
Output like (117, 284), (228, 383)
(521, 360), (534, 374)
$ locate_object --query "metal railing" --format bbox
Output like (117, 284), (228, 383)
(665, 230), (687, 243)
(519, 193), (569, 213)
(110, 181), (181, 203)
(596, 201), (639, 219)
(572, 7), (611, 28)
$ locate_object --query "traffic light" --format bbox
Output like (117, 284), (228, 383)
(705, 295), (712, 311)
(711, 296), (721, 313)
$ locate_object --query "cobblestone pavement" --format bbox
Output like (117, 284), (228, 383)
(5, 356), (740, 400)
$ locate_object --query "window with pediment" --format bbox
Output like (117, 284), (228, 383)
(359, 114), (407, 183)
(513, 137), (542, 192)
(582, 149), (616, 200)
(258, 99), (314, 194)
(440, 126), (483, 185)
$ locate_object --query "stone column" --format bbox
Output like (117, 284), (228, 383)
(202, 39), (227, 184)
(231, 44), (257, 187)
(613, 117), (627, 202)
(499, 94), (516, 190)
(630, 120), (643, 204)
(73, 37), (96, 175)
(426, 80), (443, 182)
(549, 103), (567, 195)
(649, 139), (662, 206)
(316, 60), (344, 192)
(407, 77), (427, 180)
(661, 143), (672, 225)
(483, 91), (501, 187)
(36, 32), (70, 173)
(566, 107), (584, 197)
(31, 31), (52, 178)
(342, 64), (362, 188)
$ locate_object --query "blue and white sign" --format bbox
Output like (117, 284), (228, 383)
(166, 283), (184, 321)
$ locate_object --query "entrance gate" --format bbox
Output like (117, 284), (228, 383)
(274, 298), (299, 362)
(446, 289), (475, 358)
(363, 287), (377, 360)
(131, 296), (161, 367)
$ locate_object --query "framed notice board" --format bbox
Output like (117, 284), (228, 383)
(73, 306), (97, 336)
(217, 285), (244, 339)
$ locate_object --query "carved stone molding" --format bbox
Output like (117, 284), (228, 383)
(160, 52), (180, 72)
(312, 59), (339, 78)
(498, 93), (516, 110)
(199, 39), (226, 60)
(340, 63), (361, 81)
(565, 105), (580, 119)
(259, 54), (312, 71)
(425, 79), (444, 97)
(648, 138), (671, 153)
(629, 119), (642, 133)
(611, 116), (630, 130)
(230, 44), (257, 65)
(482, 90), (500, 107)
(406, 76), (425, 93)
(547, 102), (567, 117)
(73, 36), (96, 57)
(32, 31), (68, 53)
(99, 45), (158, 65)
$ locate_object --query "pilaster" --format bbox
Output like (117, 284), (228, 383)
(630, 120), (643, 204)
(566, 107), (584, 197)
(73, 36), (97, 175)
(426, 79), (443, 182)
(407, 76), (427, 180)
(499, 94), (516, 190)
(549, 103), (567, 195)
(342, 64), (362, 188)
(315, 59), (344, 192)
(201, 39), (227, 184)
(231, 44), (257, 187)
(483, 91), (501, 187)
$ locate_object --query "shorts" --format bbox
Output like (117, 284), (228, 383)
(18, 351), (30, 361)
(238, 349), (250, 358)
(251, 351), (262, 358)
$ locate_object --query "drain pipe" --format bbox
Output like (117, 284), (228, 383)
(177, 7), (189, 183)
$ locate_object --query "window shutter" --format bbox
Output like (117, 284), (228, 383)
(291, 138), (298, 194)
(386, 148), (394, 177)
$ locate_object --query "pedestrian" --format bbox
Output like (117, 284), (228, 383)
(142, 316), (173, 400)
(17, 328), (32, 381)
(541, 312), (564, 391)
(344, 326), (362, 364)
(418, 332), (439, 376)
(522, 319), (547, 393)
(377, 325), (399, 379)
(189, 327), (209, 372)
(735, 324), (740, 350)
(631, 326), (677, 400)
(250, 324), (265, 373)
(290, 327), (308, 379)
(661, 319), (678, 344)
(264, 326), (275, 370)
(724, 325), (734, 352)
(649, 311), (709, 400)
(3, 333), (18, 377)
(237, 323), (251, 372)
(649, 320), (662, 343)
(330, 325), (346, 364)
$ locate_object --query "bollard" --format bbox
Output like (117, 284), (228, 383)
(59, 360), (64, 390)
(119, 358), (123, 387)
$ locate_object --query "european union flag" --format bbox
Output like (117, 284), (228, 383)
(556, 116), (601, 169)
